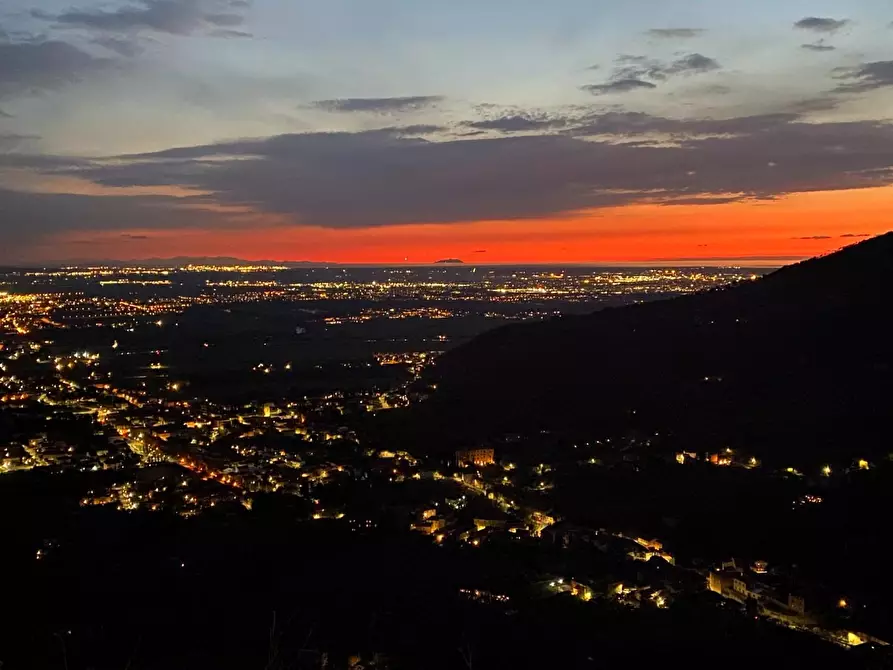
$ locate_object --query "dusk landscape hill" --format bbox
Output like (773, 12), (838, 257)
(414, 233), (893, 465)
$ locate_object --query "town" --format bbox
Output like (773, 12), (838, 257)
(2, 263), (888, 665)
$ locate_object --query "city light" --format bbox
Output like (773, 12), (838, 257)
(1, 258), (885, 659)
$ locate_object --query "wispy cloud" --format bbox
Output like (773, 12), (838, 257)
(801, 41), (835, 52)
(663, 53), (721, 76)
(31, 0), (250, 37)
(581, 79), (657, 95)
(91, 36), (146, 57)
(311, 96), (445, 113)
(660, 196), (744, 206)
(0, 40), (109, 100)
(0, 133), (41, 152)
(464, 114), (571, 132)
(646, 28), (705, 39)
(794, 17), (849, 33)
(609, 53), (721, 82)
(583, 52), (720, 96)
(208, 28), (252, 38)
(789, 95), (843, 113)
(834, 61), (893, 93)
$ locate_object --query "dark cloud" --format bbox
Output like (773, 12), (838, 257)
(311, 96), (445, 113)
(0, 152), (94, 170)
(568, 111), (797, 137)
(207, 28), (252, 38)
(32, 0), (249, 37)
(464, 115), (571, 132)
(0, 132), (41, 150)
(4, 109), (893, 259)
(121, 233), (149, 239)
(789, 96), (843, 113)
(801, 41), (835, 52)
(392, 124), (445, 135)
(663, 53), (721, 75)
(0, 185), (227, 255)
(581, 79), (657, 96)
(646, 28), (705, 39)
(202, 12), (244, 26)
(834, 61), (893, 93)
(91, 36), (145, 57)
(793, 235), (832, 240)
(0, 40), (109, 100)
(33, 114), (890, 236)
(473, 249), (487, 253)
(840, 233), (870, 238)
(611, 54), (662, 80)
(660, 196), (744, 206)
(794, 17), (849, 33)
(597, 53), (721, 91)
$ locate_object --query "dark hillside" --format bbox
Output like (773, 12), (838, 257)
(412, 233), (893, 464)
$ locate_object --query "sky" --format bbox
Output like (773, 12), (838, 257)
(1, 1), (892, 265)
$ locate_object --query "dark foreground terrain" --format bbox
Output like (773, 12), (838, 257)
(3, 238), (893, 668)
(1, 470), (855, 670)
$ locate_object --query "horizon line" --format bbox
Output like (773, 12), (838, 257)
(2, 257), (802, 270)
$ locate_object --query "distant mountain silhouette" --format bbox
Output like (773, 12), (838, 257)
(415, 233), (893, 465)
(435, 258), (465, 264)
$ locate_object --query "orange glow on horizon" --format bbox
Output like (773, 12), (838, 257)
(36, 186), (893, 266)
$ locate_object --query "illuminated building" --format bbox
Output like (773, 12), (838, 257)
(411, 517), (446, 534)
(707, 571), (725, 595)
(456, 448), (495, 467)
(847, 632), (866, 646)
(527, 511), (555, 537)
(634, 537), (663, 551)
(708, 453), (732, 466)
(474, 518), (506, 531)
(570, 581), (593, 601)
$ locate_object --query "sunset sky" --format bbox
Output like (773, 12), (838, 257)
(1, 1), (892, 265)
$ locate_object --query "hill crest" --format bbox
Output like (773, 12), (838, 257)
(412, 233), (893, 465)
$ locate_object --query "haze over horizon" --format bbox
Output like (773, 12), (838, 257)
(2, 1), (892, 264)
(5, 253), (809, 269)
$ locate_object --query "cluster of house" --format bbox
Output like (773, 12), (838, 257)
(707, 558), (889, 649)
